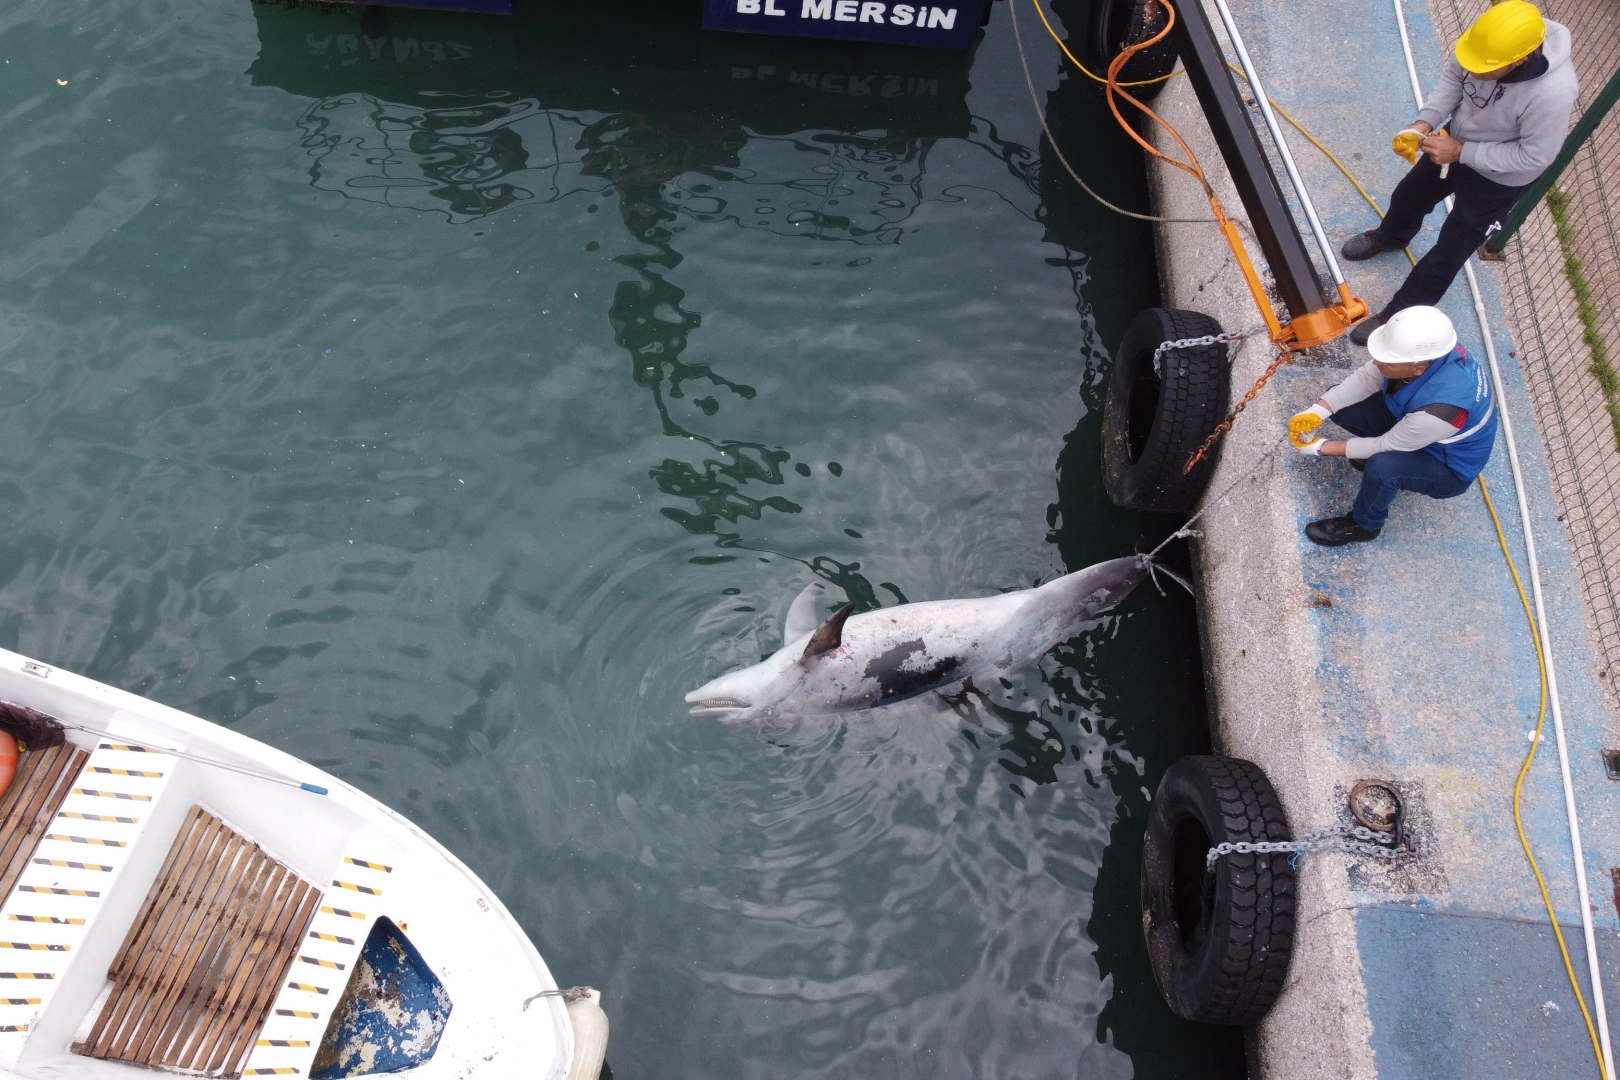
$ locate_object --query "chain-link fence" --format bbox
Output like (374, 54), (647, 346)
(1427, 0), (1620, 727)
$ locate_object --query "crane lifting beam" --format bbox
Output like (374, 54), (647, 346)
(1167, 0), (1330, 319)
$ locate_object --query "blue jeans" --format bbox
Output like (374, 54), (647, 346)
(1331, 397), (1471, 531)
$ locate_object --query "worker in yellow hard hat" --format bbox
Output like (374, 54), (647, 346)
(1340, 0), (1578, 346)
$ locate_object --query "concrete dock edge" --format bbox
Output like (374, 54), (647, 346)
(1141, 1), (1620, 1077)
(1146, 29), (1380, 1075)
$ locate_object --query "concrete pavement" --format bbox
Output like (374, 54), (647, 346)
(1141, 0), (1620, 1075)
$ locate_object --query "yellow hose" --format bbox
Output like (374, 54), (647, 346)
(1028, 0), (1182, 88)
(1480, 476), (1609, 1079)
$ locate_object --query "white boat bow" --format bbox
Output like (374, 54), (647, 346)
(0, 646), (603, 1080)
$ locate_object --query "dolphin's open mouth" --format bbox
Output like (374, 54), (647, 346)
(686, 696), (749, 718)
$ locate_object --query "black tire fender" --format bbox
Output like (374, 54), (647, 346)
(1089, 0), (1178, 102)
(1141, 755), (1297, 1025)
(1101, 307), (1230, 513)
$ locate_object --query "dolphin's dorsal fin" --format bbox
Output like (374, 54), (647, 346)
(801, 603), (855, 662)
(784, 582), (824, 642)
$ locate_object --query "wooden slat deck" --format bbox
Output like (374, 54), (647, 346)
(0, 744), (91, 902)
(0, 742), (177, 1059)
(240, 843), (393, 1078)
(80, 807), (319, 1077)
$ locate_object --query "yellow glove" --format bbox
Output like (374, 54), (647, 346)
(1392, 128), (1424, 164)
(1288, 405), (1331, 447)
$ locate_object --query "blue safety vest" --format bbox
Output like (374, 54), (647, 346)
(1381, 346), (1498, 480)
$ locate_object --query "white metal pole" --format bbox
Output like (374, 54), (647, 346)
(1208, 0), (1348, 286)
(1389, 1), (1615, 1074)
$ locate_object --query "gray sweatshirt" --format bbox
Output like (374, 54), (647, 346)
(1416, 20), (1579, 187)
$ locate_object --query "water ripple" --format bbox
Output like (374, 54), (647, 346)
(0, 0), (1239, 1075)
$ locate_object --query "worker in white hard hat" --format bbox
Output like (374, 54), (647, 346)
(1287, 306), (1498, 546)
(1340, 0), (1578, 346)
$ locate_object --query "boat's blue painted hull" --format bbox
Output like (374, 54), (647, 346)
(702, 0), (984, 49)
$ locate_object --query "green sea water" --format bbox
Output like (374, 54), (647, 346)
(0, 0), (1241, 1075)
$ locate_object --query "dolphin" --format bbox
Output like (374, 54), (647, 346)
(686, 555), (1153, 723)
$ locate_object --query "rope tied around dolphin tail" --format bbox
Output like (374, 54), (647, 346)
(1142, 555), (1195, 597)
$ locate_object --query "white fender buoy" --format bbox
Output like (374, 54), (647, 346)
(564, 989), (609, 1080)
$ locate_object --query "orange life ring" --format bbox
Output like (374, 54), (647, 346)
(0, 731), (15, 799)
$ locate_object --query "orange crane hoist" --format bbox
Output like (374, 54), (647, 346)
(1102, 0), (1369, 469)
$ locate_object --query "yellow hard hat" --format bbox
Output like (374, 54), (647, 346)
(1454, 1), (1546, 74)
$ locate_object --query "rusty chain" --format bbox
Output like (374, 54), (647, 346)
(1182, 342), (1297, 475)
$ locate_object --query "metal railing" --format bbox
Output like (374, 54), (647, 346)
(1487, 62), (1620, 254)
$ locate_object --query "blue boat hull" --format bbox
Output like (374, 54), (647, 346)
(702, 0), (987, 49)
(320, 0), (513, 16)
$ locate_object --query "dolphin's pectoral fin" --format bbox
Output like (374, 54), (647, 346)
(801, 602), (855, 662)
(783, 581), (825, 643)
(939, 677), (995, 727)
(936, 677), (989, 709)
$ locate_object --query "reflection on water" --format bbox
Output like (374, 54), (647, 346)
(280, 22), (980, 608)
(297, 93), (558, 219)
(661, 130), (930, 245)
(0, 0), (1241, 1075)
(279, 13), (949, 611)
(578, 108), (912, 612)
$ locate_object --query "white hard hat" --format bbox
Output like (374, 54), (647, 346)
(1366, 305), (1458, 364)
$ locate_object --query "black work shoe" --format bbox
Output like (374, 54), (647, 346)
(1305, 514), (1381, 546)
(1348, 458), (1366, 472)
(1349, 313), (1387, 347)
(1341, 230), (1399, 261)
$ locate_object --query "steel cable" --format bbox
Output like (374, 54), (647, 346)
(1008, 0), (1212, 224)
